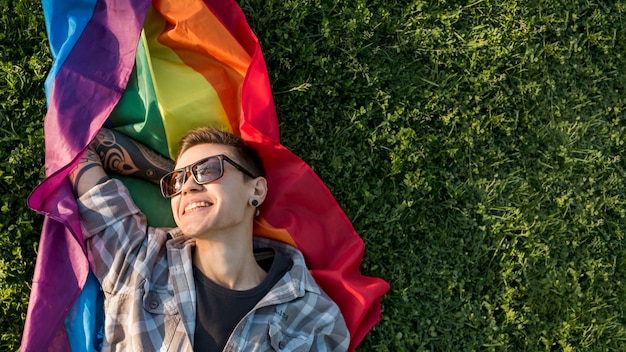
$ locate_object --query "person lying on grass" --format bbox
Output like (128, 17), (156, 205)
(69, 127), (349, 351)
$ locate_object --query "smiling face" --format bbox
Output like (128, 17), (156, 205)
(170, 143), (266, 241)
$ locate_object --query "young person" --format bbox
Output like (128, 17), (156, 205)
(69, 127), (349, 351)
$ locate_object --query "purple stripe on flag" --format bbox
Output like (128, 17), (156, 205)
(23, 0), (150, 349)
(33, 0), (149, 193)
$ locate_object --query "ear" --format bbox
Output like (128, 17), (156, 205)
(249, 176), (268, 206)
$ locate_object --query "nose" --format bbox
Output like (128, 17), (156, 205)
(180, 171), (202, 194)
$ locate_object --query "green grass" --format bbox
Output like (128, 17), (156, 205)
(2, 0), (626, 350)
(0, 0), (48, 349)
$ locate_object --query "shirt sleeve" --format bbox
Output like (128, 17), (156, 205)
(77, 178), (151, 294)
(310, 297), (351, 352)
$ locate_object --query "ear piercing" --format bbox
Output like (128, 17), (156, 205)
(251, 199), (259, 207)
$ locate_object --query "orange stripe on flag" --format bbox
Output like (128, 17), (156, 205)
(152, 0), (251, 135)
(253, 217), (298, 248)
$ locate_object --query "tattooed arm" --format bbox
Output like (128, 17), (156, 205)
(68, 128), (174, 197)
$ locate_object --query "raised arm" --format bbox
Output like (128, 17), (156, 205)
(68, 128), (174, 197)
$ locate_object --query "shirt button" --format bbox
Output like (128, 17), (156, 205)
(150, 300), (159, 309)
(278, 340), (286, 349)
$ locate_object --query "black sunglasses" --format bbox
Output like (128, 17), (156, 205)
(160, 154), (257, 198)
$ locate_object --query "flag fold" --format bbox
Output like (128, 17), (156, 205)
(24, 0), (389, 350)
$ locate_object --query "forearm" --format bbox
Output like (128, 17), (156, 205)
(68, 128), (174, 197)
(92, 128), (173, 183)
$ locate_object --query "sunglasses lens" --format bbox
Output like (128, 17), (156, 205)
(193, 157), (221, 184)
(161, 170), (186, 197)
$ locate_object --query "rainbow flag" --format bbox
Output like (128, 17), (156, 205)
(24, 0), (389, 350)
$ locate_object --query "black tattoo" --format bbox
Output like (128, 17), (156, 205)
(93, 129), (174, 183)
(94, 176), (110, 186)
(80, 145), (100, 165)
(69, 128), (174, 197)
(72, 162), (108, 196)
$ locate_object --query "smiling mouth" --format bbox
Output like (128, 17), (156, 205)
(184, 201), (212, 214)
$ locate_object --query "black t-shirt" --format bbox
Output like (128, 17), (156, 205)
(192, 249), (292, 351)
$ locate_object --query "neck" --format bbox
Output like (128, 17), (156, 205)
(193, 235), (266, 290)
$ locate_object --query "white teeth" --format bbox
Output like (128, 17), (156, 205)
(184, 202), (211, 213)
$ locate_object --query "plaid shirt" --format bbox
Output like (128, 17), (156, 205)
(77, 179), (350, 351)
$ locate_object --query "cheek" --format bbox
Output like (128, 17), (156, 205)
(170, 199), (180, 220)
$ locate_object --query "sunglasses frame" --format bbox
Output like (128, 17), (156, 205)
(160, 154), (257, 198)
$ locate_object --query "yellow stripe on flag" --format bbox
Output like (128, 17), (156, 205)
(142, 6), (232, 157)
